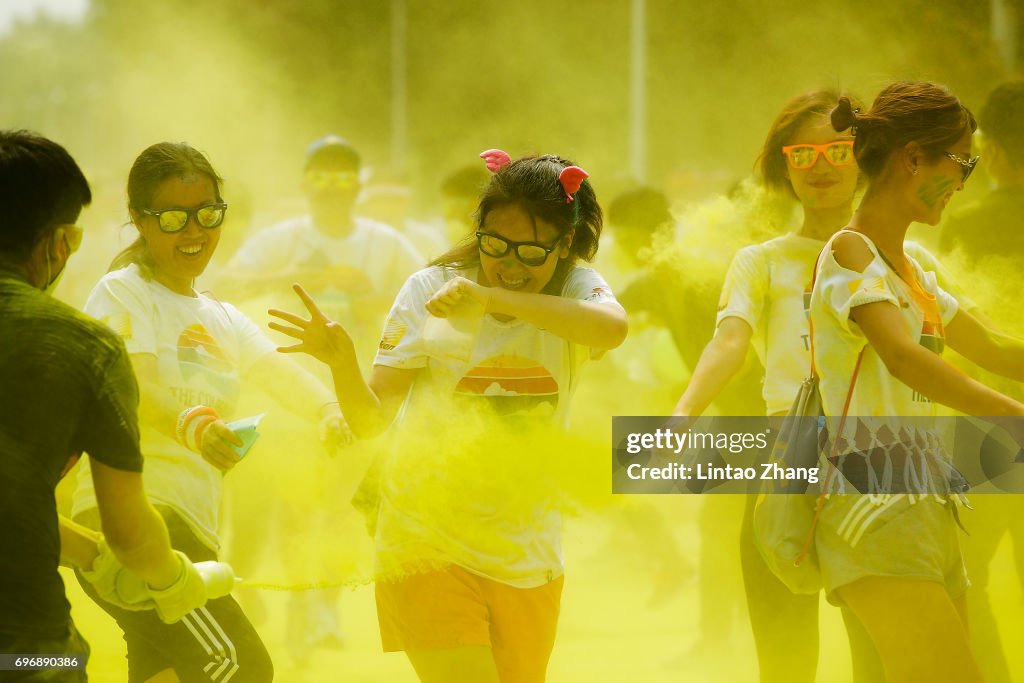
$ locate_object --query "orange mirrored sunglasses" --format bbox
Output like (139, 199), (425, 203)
(781, 141), (855, 169)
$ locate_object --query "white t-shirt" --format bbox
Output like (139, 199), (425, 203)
(717, 233), (821, 415)
(401, 219), (449, 261)
(810, 231), (959, 419)
(372, 264), (617, 587)
(73, 264), (277, 550)
(230, 214), (422, 293)
(717, 232), (968, 415)
(229, 214), (424, 353)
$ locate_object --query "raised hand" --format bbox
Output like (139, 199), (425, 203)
(268, 284), (357, 367)
(425, 276), (491, 318)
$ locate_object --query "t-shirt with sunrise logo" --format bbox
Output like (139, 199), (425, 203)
(371, 265), (617, 587)
(73, 264), (276, 550)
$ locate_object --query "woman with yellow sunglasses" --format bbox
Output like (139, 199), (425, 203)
(70, 142), (349, 682)
(673, 89), (873, 683)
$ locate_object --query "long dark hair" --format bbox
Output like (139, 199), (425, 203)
(430, 154), (603, 295)
(109, 142), (223, 275)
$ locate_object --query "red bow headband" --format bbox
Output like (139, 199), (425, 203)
(479, 149), (589, 203)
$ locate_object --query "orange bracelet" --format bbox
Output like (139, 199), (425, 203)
(175, 405), (219, 451)
(187, 414), (218, 452)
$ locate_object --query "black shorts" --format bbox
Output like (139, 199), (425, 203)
(74, 508), (272, 683)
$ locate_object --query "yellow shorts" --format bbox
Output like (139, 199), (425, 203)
(376, 564), (563, 683)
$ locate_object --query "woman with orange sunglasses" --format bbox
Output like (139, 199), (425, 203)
(673, 88), (974, 683)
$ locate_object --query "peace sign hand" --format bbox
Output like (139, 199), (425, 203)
(268, 284), (357, 368)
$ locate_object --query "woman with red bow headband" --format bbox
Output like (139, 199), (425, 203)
(270, 151), (627, 683)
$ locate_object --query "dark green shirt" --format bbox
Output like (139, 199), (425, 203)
(0, 268), (143, 640)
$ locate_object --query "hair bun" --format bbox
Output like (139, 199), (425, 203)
(830, 96), (859, 133)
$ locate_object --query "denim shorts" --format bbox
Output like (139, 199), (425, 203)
(815, 493), (969, 605)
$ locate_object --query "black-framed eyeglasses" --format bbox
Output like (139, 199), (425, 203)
(475, 231), (561, 267)
(142, 203), (228, 233)
(944, 152), (979, 183)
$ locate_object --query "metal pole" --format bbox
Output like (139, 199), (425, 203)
(391, 0), (407, 172)
(629, 0), (647, 182)
(991, 0), (1018, 75)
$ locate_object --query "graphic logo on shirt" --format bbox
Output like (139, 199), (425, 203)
(379, 318), (406, 352)
(909, 282), (944, 402)
(849, 277), (888, 297)
(178, 324), (232, 375)
(800, 282), (813, 350)
(920, 319), (945, 355)
(717, 285), (730, 313)
(903, 281), (946, 357)
(454, 354), (559, 417)
(175, 325), (238, 410)
(181, 323), (233, 370)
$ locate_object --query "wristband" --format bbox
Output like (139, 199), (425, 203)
(175, 405), (219, 452)
(146, 550), (207, 624)
(187, 415), (218, 453)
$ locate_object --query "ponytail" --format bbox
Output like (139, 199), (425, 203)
(108, 234), (154, 277)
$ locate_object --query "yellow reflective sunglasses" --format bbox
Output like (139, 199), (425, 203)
(142, 203), (228, 233)
(305, 169), (359, 191)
